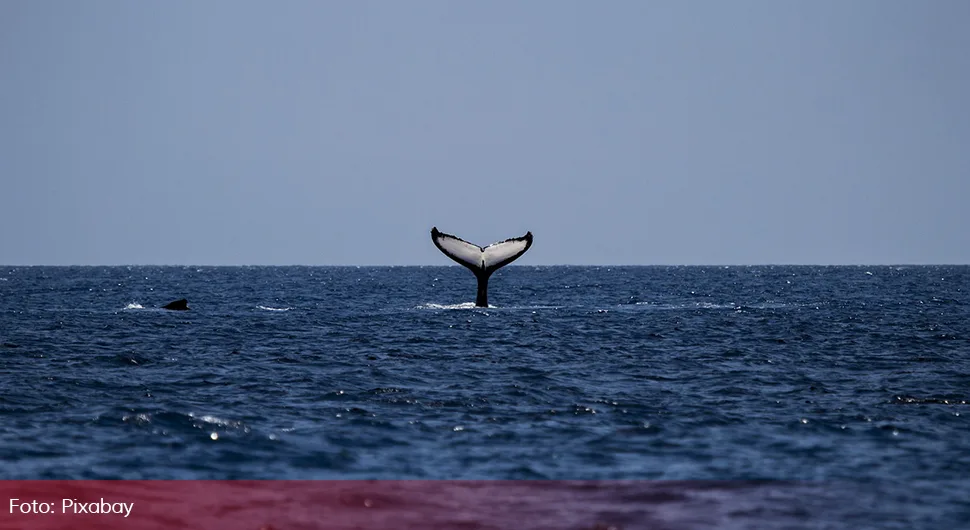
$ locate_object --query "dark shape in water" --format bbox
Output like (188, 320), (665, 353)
(162, 299), (189, 311)
(431, 227), (533, 307)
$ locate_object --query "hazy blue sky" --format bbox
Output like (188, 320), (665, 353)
(2, 1), (968, 265)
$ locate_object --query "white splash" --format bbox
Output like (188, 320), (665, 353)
(124, 303), (144, 310)
(417, 302), (488, 310)
(257, 305), (291, 312)
(188, 413), (245, 429)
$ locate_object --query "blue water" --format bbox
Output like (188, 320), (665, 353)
(1, 265), (968, 526)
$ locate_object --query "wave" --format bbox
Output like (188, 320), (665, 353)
(632, 301), (790, 311)
(416, 303), (565, 311)
(634, 301), (736, 310)
(120, 411), (254, 439)
(257, 305), (291, 312)
(123, 303), (144, 310)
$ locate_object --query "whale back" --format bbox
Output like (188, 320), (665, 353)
(161, 299), (189, 311)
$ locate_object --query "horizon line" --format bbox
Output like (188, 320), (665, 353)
(2, 263), (968, 268)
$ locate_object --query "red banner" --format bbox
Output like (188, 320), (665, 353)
(0, 480), (823, 529)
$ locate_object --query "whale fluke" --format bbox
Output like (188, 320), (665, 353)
(431, 227), (533, 307)
(162, 299), (189, 311)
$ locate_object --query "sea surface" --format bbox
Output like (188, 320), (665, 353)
(1, 265), (968, 528)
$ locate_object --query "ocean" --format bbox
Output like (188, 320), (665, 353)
(1, 265), (968, 528)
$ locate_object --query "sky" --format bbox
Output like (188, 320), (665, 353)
(1, 1), (968, 266)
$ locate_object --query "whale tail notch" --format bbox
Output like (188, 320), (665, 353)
(431, 227), (533, 307)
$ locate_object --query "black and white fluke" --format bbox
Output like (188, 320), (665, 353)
(431, 227), (533, 307)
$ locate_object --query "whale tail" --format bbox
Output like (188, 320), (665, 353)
(431, 227), (533, 307)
